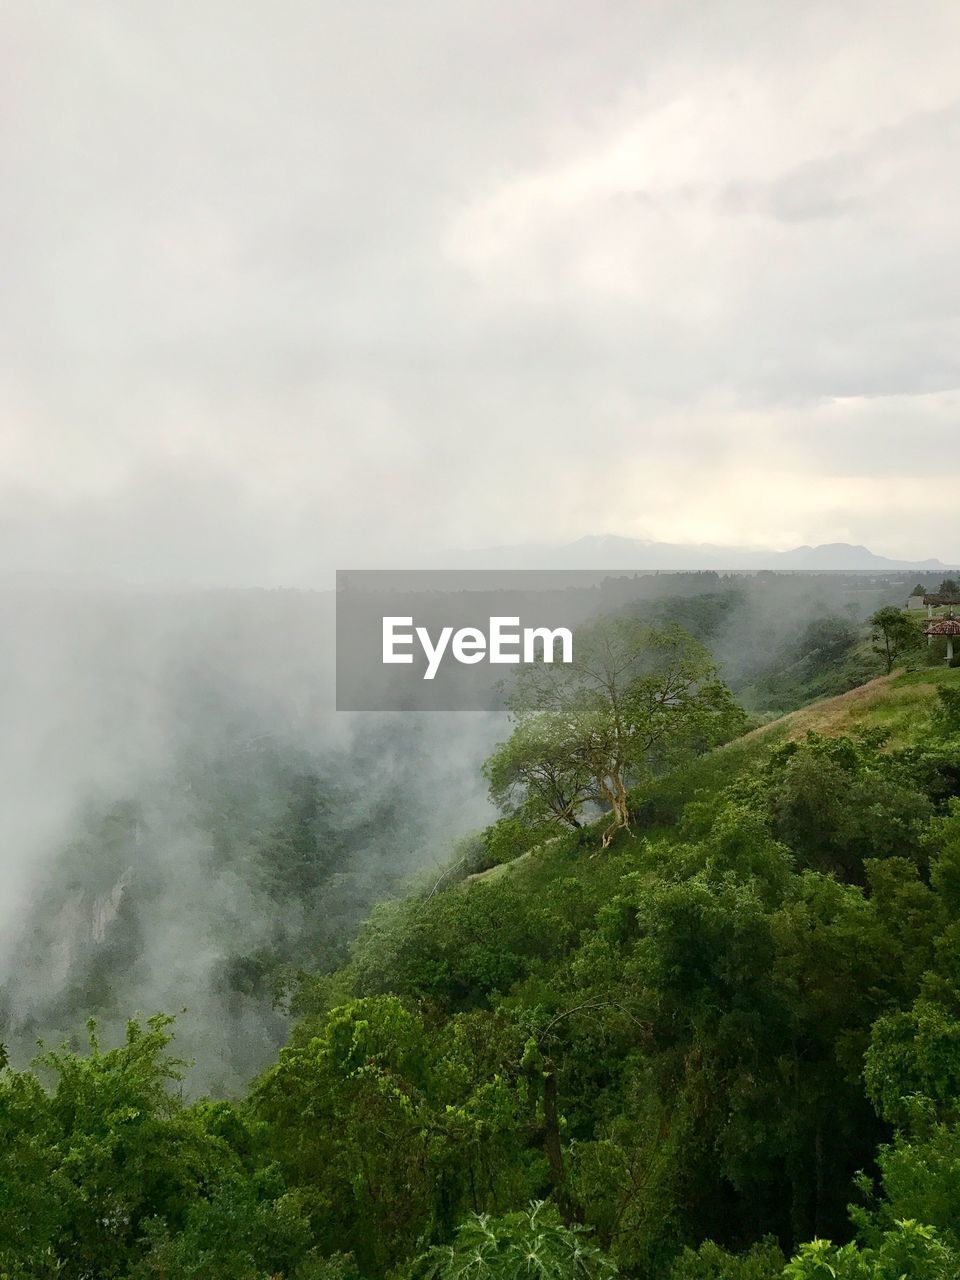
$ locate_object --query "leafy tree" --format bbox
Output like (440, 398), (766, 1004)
(252, 997), (546, 1273)
(794, 616), (857, 665)
(0, 1017), (245, 1280)
(488, 619), (744, 845)
(933, 687), (960, 737)
(783, 1220), (960, 1279)
(252, 997), (443, 1271)
(406, 1202), (617, 1279)
(768, 735), (932, 880)
(484, 714), (594, 831)
(668, 1238), (784, 1279)
(851, 1123), (960, 1248)
(132, 1175), (340, 1280)
(347, 877), (576, 1010)
(481, 815), (553, 867)
(870, 607), (921, 674)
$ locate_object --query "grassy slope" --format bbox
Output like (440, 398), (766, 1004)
(734, 631), (881, 718)
(466, 666), (960, 892)
(743, 664), (959, 748)
(309, 661), (960, 1274)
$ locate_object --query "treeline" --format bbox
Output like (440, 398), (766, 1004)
(3, 583), (931, 1092)
(4, 624), (960, 1276)
(0, 713), (498, 1094)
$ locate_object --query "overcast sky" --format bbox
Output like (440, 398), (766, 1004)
(3, 0), (960, 584)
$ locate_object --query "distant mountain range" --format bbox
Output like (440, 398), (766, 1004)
(450, 537), (948, 572)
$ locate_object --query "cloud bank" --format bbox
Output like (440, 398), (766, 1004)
(3, 0), (960, 580)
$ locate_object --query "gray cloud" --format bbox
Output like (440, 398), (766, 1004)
(2, 0), (960, 579)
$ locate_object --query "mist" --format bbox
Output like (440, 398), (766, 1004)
(0, 567), (929, 1093)
(4, 2), (960, 579)
(0, 586), (501, 1092)
(4, 0), (960, 1109)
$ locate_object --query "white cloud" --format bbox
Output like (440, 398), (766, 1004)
(2, 0), (960, 578)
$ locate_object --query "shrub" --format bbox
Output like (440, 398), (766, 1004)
(406, 1201), (617, 1279)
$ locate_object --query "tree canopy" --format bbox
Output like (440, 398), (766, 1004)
(5, 669), (960, 1279)
(485, 618), (745, 845)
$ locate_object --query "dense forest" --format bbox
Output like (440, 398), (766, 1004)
(9, 0), (960, 1273)
(3, 578), (960, 1277)
(0, 571), (926, 1086)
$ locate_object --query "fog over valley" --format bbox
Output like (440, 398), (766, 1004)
(0, 566), (945, 1088)
(0, 587), (500, 1089)
(4, 5), (960, 1274)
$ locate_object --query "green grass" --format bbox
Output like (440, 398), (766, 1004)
(737, 664), (959, 749)
(464, 666), (960, 893)
(891, 665), (960, 688)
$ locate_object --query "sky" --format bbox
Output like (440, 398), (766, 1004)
(2, 0), (960, 584)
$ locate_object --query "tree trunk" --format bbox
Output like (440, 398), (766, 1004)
(600, 772), (631, 847)
(542, 1068), (574, 1222)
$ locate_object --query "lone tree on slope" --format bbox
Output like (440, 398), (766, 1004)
(485, 617), (744, 847)
(870, 606), (921, 675)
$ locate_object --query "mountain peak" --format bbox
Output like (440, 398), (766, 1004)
(450, 538), (948, 572)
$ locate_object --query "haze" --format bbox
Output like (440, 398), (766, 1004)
(3, 0), (960, 583)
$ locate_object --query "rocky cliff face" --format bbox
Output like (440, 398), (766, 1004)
(12, 865), (134, 1020)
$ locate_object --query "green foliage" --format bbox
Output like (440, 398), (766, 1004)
(794, 616), (859, 665)
(668, 1238), (785, 1279)
(484, 715), (595, 832)
(870, 606), (922, 674)
(783, 1220), (960, 1279)
(768, 734), (933, 879)
(865, 999), (960, 1128)
(735, 615), (876, 716)
(346, 876), (578, 1010)
(8, 670), (960, 1277)
(852, 1123), (960, 1246)
(252, 997), (545, 1273)
(406, 1202), (617, 1279)
(481, 815), (555, 867)
(132, 1177), (331, 1279)
(486, 617), (745, 847)
(0, 1017), (240, 1279)
(933, 686), (960, 736)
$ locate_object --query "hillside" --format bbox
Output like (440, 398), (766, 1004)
(466, 667), (960, 893)
(5, 648), (960, 1277)
(0, 573), (919, 1090)
(264, 659), (960, 1276)
(744, 666), (960, 748)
